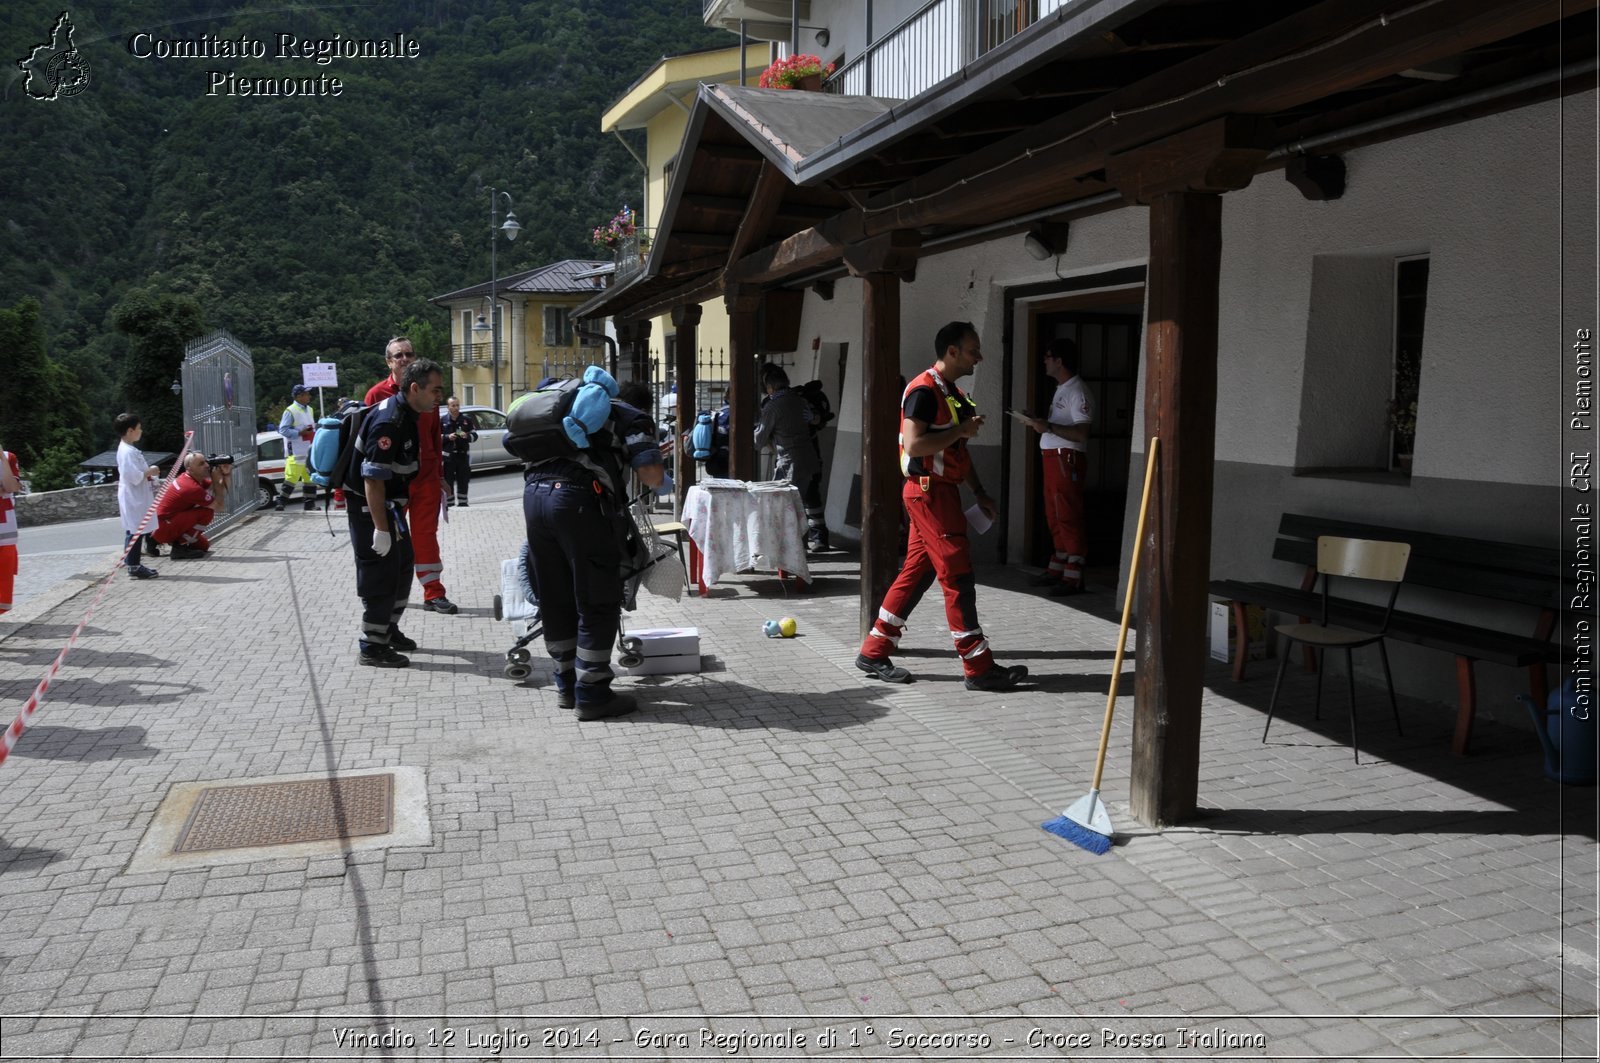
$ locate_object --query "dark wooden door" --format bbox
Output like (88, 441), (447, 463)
(1025, 307), (1143, 576)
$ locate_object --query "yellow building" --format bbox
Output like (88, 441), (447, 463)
(600, 44), (768, 399)
(431, 260), (610, 411)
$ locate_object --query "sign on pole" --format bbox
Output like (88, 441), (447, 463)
(302, 361), (338, 388)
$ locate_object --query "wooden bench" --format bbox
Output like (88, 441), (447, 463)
(1210, 513), (1561, 755)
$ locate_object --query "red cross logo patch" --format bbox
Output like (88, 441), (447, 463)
(377, 435), (391, 452)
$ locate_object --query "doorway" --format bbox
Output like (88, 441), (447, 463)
(1024, 288), (1144, 581)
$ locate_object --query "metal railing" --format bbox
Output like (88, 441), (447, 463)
(179, 330), (259, 538)
(827, 0), (1076, 98)
(614, 229), (651, 284)
(449, 343), (493, 367)
(827, 0), (964, 98)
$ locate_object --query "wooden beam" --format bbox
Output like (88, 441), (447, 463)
(727, 163), (789, 269)
(1131, 190), (1221, 828)
(1103, 115), (1274, 201)
(859, 270), (903, 640)
(842, 230), (921, 278)
(727, 225), (849, 286)
(672, 232), (735, 252)
(698, 142), (764, 164)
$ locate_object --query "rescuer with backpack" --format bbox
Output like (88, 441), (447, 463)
(366, 337), (458, 615)
(511, 366), (665, 720)
(345, 357), (445, 668)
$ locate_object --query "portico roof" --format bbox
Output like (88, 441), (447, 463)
(577, 0), (1595, 324)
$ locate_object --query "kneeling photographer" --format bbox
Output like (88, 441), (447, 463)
(153, 452), (232, 558)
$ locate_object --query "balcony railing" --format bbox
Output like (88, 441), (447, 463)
(614, 229), (651, 283)
(826, 0), (1075, 99)
(450, 344), (493, 368)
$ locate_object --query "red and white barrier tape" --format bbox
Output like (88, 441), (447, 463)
(0, 432), (195, 769)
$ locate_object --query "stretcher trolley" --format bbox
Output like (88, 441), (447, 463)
(492, 494), (685, 680)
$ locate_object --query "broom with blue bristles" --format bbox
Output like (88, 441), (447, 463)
(1042, 436), (1159, 855)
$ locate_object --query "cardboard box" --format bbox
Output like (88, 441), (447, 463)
(625, 627), (700, 657)
(618, 653), (700, 676)
(618, 627), (701, 675)
(1209, 601), (1268, 663)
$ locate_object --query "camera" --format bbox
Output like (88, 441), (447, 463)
(204, 453), (236, 467)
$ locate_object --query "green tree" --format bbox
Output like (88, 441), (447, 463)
(0, 298), (91, 466)
(112, 287), (205, 454)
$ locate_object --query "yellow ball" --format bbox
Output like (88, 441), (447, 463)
(778, 616), (797, 638)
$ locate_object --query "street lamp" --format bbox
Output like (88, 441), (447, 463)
(485, 187), (521, 410)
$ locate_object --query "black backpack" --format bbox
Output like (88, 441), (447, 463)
(504, 377), (624, 494)
(798, 379), (833, 431)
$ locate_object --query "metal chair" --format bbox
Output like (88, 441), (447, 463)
(1262, 536), (1411, 762)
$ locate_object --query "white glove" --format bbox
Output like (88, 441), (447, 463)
(373, 529), (392, 556)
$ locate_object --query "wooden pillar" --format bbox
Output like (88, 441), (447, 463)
(671, 303), (702, 513)
(1105, 117), (1268, 827)
(1129, 191), (1221, 827)
(845, 231), (920, 638)
(725, 287), (761, 481)
(858, 271), (902, 637)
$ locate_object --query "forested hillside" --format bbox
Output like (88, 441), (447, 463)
(0, 0), (721, 483)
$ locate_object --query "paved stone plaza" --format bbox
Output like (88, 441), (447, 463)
(0, 500), (1593, 1060)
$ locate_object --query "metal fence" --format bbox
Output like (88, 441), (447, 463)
(179, 330), (260, 538)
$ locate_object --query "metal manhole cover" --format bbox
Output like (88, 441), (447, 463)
(172, 774), (393, 854)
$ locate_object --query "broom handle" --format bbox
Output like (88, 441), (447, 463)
(1090, 436), (1158, 793)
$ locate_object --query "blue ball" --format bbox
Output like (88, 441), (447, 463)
(763, 620), (782, 638)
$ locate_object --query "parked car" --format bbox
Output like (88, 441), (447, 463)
(447, 405), (518, 472)
(255, 430), (287, 509)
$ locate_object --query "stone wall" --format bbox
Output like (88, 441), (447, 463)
(15, 484), (120, 527)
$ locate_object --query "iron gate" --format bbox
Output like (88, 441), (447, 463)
(179, 330), (259, 538)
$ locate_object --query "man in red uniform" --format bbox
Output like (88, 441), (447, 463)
(366, 336), (457, 614)
(153, 452), (231, 557)
(1022, 337), (1094, 594)
(856, 321), (1028, 691)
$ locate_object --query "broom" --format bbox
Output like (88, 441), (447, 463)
(1042, 435), (1159, 855)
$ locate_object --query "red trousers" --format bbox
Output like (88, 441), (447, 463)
(409, 474), (447, 601)
(1041, 447), (1086, 583)
(152, 509), (212, 550)
(859, 479), (995, 678)
(0, 544), (15, 613)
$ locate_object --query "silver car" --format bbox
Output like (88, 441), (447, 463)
(442, 405), (518, 471)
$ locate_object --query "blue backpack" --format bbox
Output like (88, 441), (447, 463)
(690, 413), (715, 460)
(308, 404), (368, 489)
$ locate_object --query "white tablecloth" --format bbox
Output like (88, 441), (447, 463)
(682, 480), (811, 588)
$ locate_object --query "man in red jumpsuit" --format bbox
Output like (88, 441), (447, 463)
(855, 321), (1028, 691)
(366, 337), (456, 613)
(154, 452), (231, 557)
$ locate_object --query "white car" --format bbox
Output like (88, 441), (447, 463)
(444, 405), (518, 472)
(255, 430), (290, 509)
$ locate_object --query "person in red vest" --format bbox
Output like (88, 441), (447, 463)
(855, 321), (1028, 691)
(366, 336), (456, 614)
(153, 452), (231, 556)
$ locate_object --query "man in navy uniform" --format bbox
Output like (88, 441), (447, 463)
(522, 376), (665, 719)
(440, 395), (479, 507)
(346, 357), (446, 668)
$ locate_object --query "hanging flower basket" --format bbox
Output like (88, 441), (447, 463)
(759, 54), (835, 91)
(590, 207), (636, 250)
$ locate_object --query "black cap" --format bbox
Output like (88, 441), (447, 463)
(293, 384), (312, 397)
